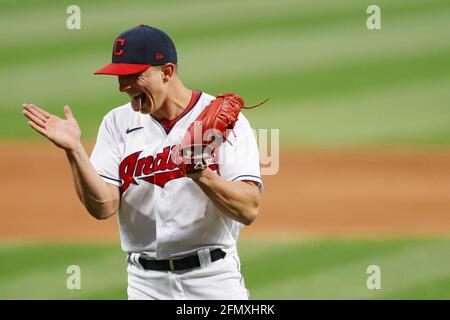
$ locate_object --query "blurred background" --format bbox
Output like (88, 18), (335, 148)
(1, 0), (450, 299)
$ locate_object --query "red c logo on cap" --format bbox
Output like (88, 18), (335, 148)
(113, 38), (125, 56)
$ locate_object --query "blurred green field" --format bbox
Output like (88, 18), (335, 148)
(1, 238), (450, 299)
(1, 0), (449, 145)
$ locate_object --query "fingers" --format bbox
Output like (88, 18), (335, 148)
(63, 105), (74, 120)
(29, 104), (51, 118)
(22, 109), (46, 128)
(27, 120), (47, 137)
(22, 103), (50, 122)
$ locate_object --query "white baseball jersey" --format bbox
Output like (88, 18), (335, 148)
(90, 91), (262, 259)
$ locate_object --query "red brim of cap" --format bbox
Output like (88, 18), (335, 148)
(94, 63), (151, 75)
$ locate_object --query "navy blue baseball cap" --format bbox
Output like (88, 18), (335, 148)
(94, 25), (177, 76)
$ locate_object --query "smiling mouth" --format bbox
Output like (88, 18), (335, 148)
(131, 92), (147, 112)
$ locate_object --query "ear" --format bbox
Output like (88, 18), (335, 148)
(162, 63), (175, 82)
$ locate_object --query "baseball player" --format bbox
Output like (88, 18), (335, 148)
(22, 25), (262, 300)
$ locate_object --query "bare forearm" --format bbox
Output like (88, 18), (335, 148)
(192, 169), (260, 225)
(65, 142), (119, 219)
(22, 103), (119, 219)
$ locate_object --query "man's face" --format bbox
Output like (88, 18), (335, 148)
(118, 66), (165, 114)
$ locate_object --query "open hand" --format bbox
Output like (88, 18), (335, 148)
(22, 104), (81, 150)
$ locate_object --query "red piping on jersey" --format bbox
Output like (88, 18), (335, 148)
(151, 90), (202, 134)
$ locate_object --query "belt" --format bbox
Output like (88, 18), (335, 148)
(134, 249), (226, 272)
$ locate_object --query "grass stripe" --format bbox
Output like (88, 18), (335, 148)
(4, 57), (450, 144)
(3, 24), (450, 112)
(0, 243), (119, 281)
(3, 3), (450, 73)
(2, 0), (450, 145)
(246, 239), (450, 299)
(4, 59), (450, 145)
(238, 239), (422, 291)
(1, 239), (450, 299)
(3, 9), (449, 101)
(0, 243), (126, 299)
(245, 76), (450, 145)
(379, 276), (450, 299)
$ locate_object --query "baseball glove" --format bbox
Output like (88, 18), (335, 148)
(174, 92), (268, 176)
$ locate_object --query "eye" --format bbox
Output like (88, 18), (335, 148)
(121, 73), (140, 81)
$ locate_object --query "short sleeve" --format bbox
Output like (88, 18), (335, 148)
(90, 116), (122, 186)
(217, 114), (263, 192)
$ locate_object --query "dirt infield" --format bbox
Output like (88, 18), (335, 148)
(1, 142), (450, 240)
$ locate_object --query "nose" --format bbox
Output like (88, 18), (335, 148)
(118, 77), (132, 93)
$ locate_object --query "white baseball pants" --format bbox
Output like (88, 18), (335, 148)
(126, 247), (250, 300)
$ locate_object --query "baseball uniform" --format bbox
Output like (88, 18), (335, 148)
(90, 90), (262, 299)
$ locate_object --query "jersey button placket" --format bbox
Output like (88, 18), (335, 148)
(157, 190), (170, 238)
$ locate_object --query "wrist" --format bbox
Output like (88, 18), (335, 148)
(65, 141), (85, 157)
(188, 167), (213, 183)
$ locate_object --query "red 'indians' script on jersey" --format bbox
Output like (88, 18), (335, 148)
(119, 145), (217, 192)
